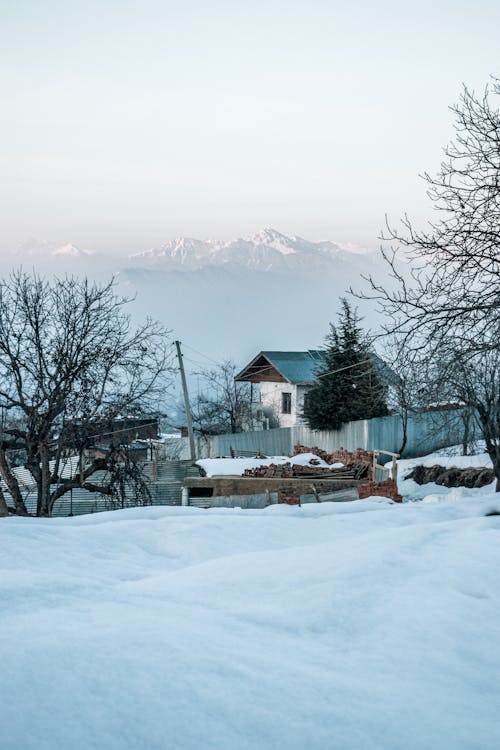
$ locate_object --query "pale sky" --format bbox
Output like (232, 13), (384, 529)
(1, 0), (499, 255)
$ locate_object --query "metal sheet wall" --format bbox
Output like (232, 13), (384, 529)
(207, 409), (470, 459)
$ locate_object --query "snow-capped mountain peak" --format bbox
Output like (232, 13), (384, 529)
(248, 228), (298, 255)
(51, 243), (91, 257)
(129, 229), (371, 272)
(15, 238), (92, 258)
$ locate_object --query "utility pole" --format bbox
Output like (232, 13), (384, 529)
(174, 340), (196, 461)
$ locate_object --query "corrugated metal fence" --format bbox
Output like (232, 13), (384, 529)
(208, 409), (470, 460)
(10, 460), (201, 518)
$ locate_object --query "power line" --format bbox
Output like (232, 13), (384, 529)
(74, 420), (160, 441)
(183, 355), (208, 369)
(235, 357), (375, 383)
(316, 358), (374, 379)
(182, 343), (223, 367)
(181, 342), (378, 383)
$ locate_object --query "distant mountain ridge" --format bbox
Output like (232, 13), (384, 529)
(3, 229), (386, 362)
(9, 229), (373, 274)
(129, 228), (373, 272)
(15, 238), (93, 259)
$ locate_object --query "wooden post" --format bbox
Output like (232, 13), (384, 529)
(311, 484), (321, 503)
(392, 455), (398, 483)
(175, 340), (196, 462)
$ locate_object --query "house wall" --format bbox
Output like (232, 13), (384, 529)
(295, 385), (311, 425)
(258, 382), (311, 427)
(259, 382), (298, 428)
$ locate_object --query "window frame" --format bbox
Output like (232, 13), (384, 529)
(281, 391), (292, 414)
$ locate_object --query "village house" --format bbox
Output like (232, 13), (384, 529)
(235, 350), (397, 430)
(235, 351), (325, 428)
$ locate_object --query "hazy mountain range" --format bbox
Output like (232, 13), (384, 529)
(130, 228), (371, 272)
(3, 229), (389, 364)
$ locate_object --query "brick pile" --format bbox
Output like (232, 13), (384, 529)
(242, 463), (294, 478)
(358, 478), (402, 503)
(242, 462), (365, 479)
(293, 444), (402, 503)
(329, 448), (375, 473)
(293, 444), (375, 478)
(292, 444), (333, 464)
(279, 495), (301, 505)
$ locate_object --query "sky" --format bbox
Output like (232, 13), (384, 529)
(1, 0), (500, 256)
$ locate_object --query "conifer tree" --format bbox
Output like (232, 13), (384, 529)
(303, 299), (389, 430)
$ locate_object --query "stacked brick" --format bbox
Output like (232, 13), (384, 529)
(279, 495), (301, 506)
(330, 448), (376, 473)
(292, 444), (333, 464)
(242, 463), (295, 478)
(358, 478), (402, 503)
(293, 444), (375, 477)
(293, 444), (403, 503)
(242, 462), (361, 479)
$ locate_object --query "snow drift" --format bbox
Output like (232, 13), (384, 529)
(1, 485), (499, 749)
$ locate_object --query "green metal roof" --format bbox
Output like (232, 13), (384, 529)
(236, 350), (325, 384)
(236, 350), (397, 386)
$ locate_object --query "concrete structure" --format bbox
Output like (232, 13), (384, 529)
(183, 476), (360, 507)
(161, 406), (471, 462)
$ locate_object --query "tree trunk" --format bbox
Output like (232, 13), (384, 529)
(0, 445), (28, 515)
(461, 408), (472, 456)
(488, 448), (500, 493)
(494, 456), (500, 493)
(398, 410), (408, 457)
(39, 443), (51, 516)
(478, 411), (500, 493)
(0, 485), (9, 516)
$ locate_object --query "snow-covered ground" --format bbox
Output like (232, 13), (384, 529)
(1, 446), (499, 750)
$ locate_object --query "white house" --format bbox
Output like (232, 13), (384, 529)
(235, 350), (325, 428)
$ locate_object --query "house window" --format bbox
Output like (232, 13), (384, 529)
(282, 392), (292, 414)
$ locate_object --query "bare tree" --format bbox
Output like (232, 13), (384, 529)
(191, 360), (253, 436)
(384, 340), (420, 455)
(0, 271), (172, 516)
(432, 345), (500, 488)
(359, 81), (500, 354)
(355, 79), (500, 487)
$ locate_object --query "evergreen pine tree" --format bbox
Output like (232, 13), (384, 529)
(303, 299), (389, 430)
